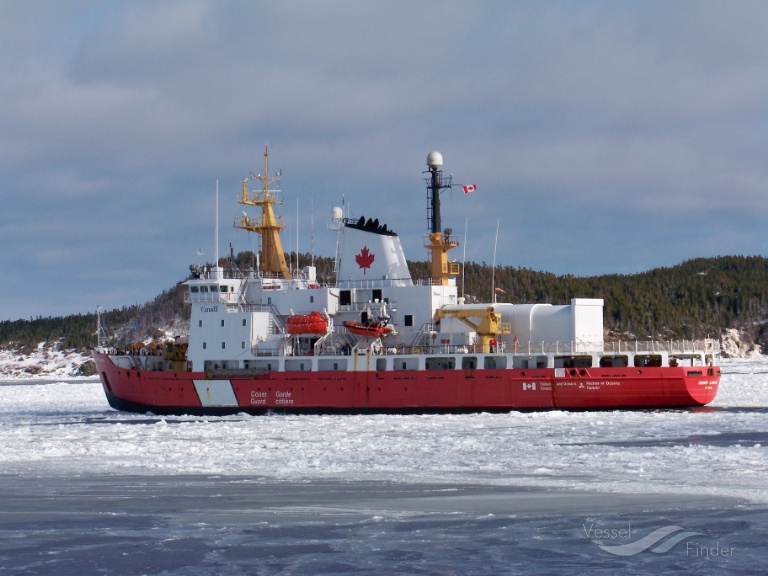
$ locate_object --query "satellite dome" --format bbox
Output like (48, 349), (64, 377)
(331, 206), (343, 219)
(427, 151), (443, 169)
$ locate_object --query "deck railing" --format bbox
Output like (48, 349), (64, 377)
(300, 338), (721, 357)
(602, 339), (720, 355)
(508, 339), (719, 356)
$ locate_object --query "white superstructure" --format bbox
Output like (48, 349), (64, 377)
(176, 150), (715, 375)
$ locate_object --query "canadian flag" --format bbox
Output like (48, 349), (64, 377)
(523, 382), (537, 391)
(462, 184), (477, 194)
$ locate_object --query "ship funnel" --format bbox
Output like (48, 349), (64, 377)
(336, 217), (412, 287)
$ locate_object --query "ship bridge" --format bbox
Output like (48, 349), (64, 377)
(185, 266), (243, 304)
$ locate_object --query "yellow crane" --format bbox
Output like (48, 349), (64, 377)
(433, 306), (511, 353)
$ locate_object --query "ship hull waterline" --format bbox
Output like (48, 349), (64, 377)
(92, 350), (720, 416)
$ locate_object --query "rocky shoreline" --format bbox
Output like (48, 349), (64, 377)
(0, 344), (96, 379)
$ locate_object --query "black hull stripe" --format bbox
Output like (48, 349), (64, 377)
(104, 391), (703, 417)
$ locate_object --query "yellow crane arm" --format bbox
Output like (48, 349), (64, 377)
(433, 307), (510, 353)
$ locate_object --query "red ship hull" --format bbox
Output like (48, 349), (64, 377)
(92, 350), (719, 415)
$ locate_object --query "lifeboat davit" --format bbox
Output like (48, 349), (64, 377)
(286, 311), (328, 335)
(343, 320), (395, 338)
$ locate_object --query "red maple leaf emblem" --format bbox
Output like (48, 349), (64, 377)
(355, 246), (375, 273)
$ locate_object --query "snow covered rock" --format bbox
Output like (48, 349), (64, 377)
(0, 344), (93, 379)
(720, 328), (762, 359)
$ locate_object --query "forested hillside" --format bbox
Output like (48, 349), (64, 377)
(2, 254), (768, 354)
(450, 255), (768, 342)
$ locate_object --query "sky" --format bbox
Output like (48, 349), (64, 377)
(2, 1), (768, 321)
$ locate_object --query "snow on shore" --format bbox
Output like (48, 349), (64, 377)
(0, 344), (92, 379)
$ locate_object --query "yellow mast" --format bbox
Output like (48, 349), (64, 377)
(426, 231), (460, 286)
(235, 145), (292, 279)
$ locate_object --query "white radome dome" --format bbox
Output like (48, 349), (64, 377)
(427, 151), (443, 169)
(331, 206), (343, 220)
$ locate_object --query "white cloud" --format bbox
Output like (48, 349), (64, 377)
(2, 1), (768, 318)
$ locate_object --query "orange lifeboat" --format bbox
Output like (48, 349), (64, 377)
(343, 320), (394, 338)
(286, 311), (328, 335)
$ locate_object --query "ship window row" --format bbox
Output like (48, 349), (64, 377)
(596, 355), (663, 368)
(197, 319), (249, 328)
(198, 352), (706, 374)
(190, 285), (233, 293)
(200, 342), (246, 351)
(202, 355), (510, 373)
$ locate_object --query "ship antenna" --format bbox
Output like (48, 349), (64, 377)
(96, 305), (102, 348)
(215, 180), (219, 273)
(426, 152), (450, 233)
(310, 190), (315, 266)
(492, 218), (499, 303)
(462, 216), (468, 299)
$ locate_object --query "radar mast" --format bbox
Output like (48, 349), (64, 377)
(235, 145), (292, 279)
(424, 151), (460, 286)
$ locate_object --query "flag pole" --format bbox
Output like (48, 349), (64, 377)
(492, 218), (499, 304)
(462, 216), (467, 300)
(215, 180), (219, 273)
